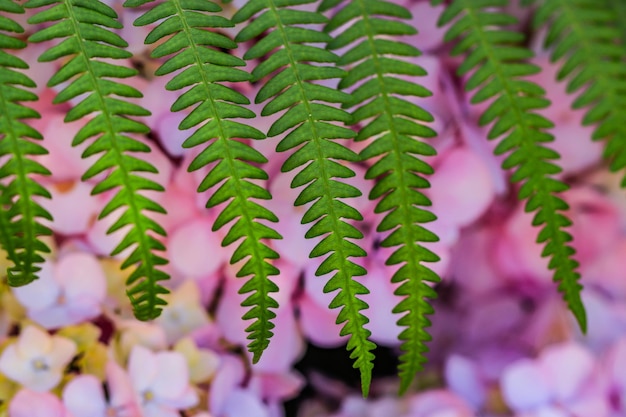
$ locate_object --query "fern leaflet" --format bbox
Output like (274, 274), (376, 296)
(25, 0), (170, 320)
(124, 0), (283, 362)
(0, 0), (53, 286)
(434, 0), (585, 330)
(529, 0), (626, 188)
(233, 0), (376, 394)
(321, 0), (441, 393)
(608, 0), (626, 47)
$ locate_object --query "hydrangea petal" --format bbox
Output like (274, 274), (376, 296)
(62, 375), (107, 417)
(501, 358), (551, 411)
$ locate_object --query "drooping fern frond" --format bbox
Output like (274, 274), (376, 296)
(24, 0), (170, 320)
(0, 0), (52, 286)
(434, 0), (586, 330)
(233, 0), (376, 394)
(124, 0), (282, 363)
(527, 0), (626, 188)
(320, 0), (440, 393)
(608, 0), (626, 46)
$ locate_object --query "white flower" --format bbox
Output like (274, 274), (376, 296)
(128, 345), (198, 417)
(156, 280), (210, 344)
(0, 326), (77, 391)
(174, 338), (220, 384)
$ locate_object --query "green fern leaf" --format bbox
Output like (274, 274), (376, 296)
(0, 0), (53, 286)
(609, 0), (626, 46)
(24, 0), (169, 320)
(233, 0), (376, 394)
(437, 0), (586, 330)
(321, 0), (441, 393)
(124, 0), (282, 362)
(530, 1), (626, 190)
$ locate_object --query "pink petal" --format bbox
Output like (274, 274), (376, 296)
(55, 252), (107, 301)
(408, 389), (474, 417)
(40, 181), (101, 235)
(501, 358), (552, 411)
(39, 115), (98, 181)
(549, 121), (601, 176)
(151, 351), (190, 401)
(155, 112), (188, 157)
(168, 218), (229, 279)
(493, 206), (551, 284)
(253, 303), (304, 374)
(215, 276), (249, 347)
(404, 2), (446, 51)
(297, 294), (346, 347)
(128, 345), (158, 392)
(29, 305), (76, 330)
(539, 343), (595, 402)
(445, 355), (486, 407)
(428, 146), (495, 229)
(12, 262), (60, 311)
(252, 371), (305, 401)
(10, 389), (68, 417)
(142, 403), (180, 417)
(106, 360), (142, 414)
(220, 389), (270, 417)
(361, 266), (401, 346)
(85, 207), (132, 257)
(63, 375), (107, 417)
(209, 355), (246, 415)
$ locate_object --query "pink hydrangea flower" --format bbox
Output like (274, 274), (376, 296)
(13, 251), (107, 329)
(63, 361), (141, 417)
(501, 342), (610, 417)
(493, 184), (620, 287)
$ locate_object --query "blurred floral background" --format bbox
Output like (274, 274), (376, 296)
(2, 0), (626, 416)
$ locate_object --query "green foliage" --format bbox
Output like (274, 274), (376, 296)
(124, 0), (282, 363)
(436, 0), (586, 330)
(608, 0), (626, 46)
(233, 0), (376, 394)
(0, 0), (52, 286)
(530, 0), (626, 188)
(24, 0), (170, 321)
(321, 0), (440, 393)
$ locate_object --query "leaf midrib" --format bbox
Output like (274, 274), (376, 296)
(171, 0), (276, 362)
(64, 0), (162, 314)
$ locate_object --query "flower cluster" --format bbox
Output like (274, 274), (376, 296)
(2, 0), (626, 417)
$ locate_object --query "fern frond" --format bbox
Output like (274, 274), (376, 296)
(24, 0), (169, 320)
(233, 0), (376, 394)
(124, 0), (282, 362)
(608, 0), (626, 46)
(0, 0), (53, 286)
(321, 0), (440, 393)
(530, 0), (626, 188)
(435, 0), (585, 330)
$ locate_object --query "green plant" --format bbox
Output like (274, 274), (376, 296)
(0, 0), (624, 395)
